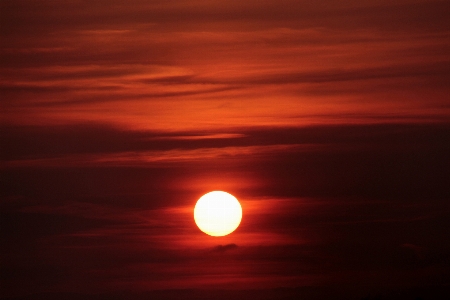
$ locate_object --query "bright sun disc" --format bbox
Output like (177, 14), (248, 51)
(194, 191), (242, 237)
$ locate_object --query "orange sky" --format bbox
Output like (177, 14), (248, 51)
(2, 0), (449, 131)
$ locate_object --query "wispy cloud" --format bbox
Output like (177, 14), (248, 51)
(2, 1), (449, 129)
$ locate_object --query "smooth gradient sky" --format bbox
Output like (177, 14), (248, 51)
(1, 1), (450, 299)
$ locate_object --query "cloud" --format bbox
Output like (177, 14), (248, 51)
(3, 14), (448, 130)
(3, 122), (449, 159)
(210, 243), (238, 253)
(2, 122), (449, 200)
(2, 1), (448, 33)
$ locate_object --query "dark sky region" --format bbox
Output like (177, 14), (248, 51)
(1, 1), (450, 299)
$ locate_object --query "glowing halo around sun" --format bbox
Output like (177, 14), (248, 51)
(194, 191), (242, 236)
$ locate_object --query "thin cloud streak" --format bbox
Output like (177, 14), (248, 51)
(3, 144), (314, 168)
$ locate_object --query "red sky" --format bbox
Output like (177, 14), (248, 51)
(1, 1), (450, 299)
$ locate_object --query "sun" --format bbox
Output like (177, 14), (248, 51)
(194, 191), (242, 237)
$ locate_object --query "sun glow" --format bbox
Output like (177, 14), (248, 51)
(194, 191), (242, 237)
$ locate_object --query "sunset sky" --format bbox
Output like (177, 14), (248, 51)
(1, 1), (449, 299)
